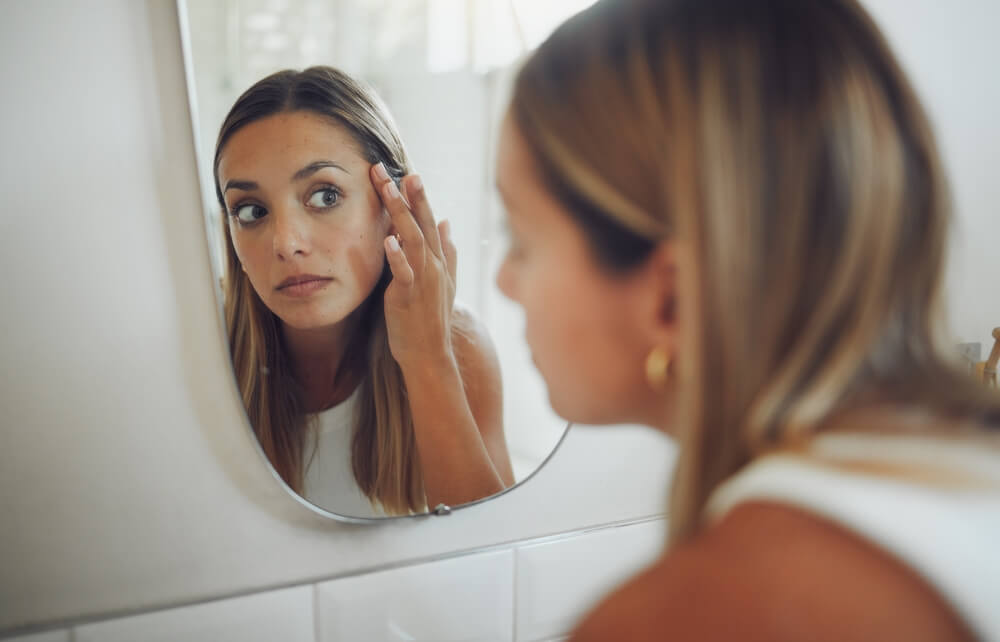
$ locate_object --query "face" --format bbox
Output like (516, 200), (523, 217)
(217, 112), (390, 331)
(495, 114), (675, 426)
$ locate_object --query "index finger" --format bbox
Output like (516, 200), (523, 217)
(371, 163), (424, 249)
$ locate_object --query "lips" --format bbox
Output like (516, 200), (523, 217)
(276, 274), (332, 296)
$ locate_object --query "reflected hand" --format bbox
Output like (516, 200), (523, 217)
(371, 163), (458, 369)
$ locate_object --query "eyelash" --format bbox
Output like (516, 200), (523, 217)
(306, 185), (342, 210)
(227, 185), (343, 226)
(228, 201), (267, 226)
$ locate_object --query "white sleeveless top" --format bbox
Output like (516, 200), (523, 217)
(301, 386), (386, 518)
(706, 431), (1000, 641)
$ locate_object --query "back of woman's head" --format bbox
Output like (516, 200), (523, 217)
(513, 0), (1000, 538)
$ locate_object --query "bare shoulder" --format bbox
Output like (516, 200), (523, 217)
(571, 502), (972, 642)
(450, 303), (514, 484)
(450, 303), (501, 396)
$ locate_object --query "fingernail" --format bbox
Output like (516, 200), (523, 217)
(441, 219), (450, 238)
(410, 174), (423, 192)
(387, 235), (400, 252)
(373, 162), (389, 180)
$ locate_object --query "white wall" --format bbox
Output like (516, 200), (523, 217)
(862, 0), (1000, 349)
(2, 518), (669, 642)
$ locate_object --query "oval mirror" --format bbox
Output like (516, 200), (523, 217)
(179, 0), (586, 519)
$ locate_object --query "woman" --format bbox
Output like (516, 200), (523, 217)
(214, 67), (513, 516)
(496, 0), (1000, 639)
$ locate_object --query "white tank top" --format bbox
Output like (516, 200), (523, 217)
(301, 386), (387, 518)
(706, 431), (1000, 641)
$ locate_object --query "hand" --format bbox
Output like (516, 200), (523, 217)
(371, 163), (458, 369)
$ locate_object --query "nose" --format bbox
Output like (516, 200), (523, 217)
(271, 208), (309, 260)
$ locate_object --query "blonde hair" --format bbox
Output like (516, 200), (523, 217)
(215, 67), (425, 514)
(512, 0), (1000, 540)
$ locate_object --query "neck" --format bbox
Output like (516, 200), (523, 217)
(282, 310), (365, 413)
(644, 387), (679, 436)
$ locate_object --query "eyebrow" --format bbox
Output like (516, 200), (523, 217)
(223, 179), (257, 193)
(292, 160), (350, 181)
(223, 161), (350, 194)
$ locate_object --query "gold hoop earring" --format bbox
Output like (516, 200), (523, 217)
(645, 347), (671, 391)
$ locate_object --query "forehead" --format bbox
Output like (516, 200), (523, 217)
(218, 111), (367, 179)
(496, 114), (562, 224)
(496, 113), (530, 192)
(496, 115), (542, 214)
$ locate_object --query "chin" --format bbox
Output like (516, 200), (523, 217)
(279, 317), (324, 331)
(546, 385), (612, 426)
(275, 307), (350, 331)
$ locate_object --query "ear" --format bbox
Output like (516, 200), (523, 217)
(635, 241), (679, 353)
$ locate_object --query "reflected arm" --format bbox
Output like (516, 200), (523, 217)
(453, 306), (514, 487)
(373, 166), (512, 507)
(400, 308), (511, 507)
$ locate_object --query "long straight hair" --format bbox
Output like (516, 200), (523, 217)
(214, 67), (425, 514)
(512, 0), (1000, 540)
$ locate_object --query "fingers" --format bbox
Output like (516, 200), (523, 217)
(372, 164), (425, 267)
(404, 175), (444, 259)
(385, 234), (414, 287)
(439, 219), (457, 286)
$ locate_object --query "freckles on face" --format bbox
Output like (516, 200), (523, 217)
(218, 112), (390, 330)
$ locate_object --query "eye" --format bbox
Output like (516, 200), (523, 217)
(307, 187), (340, 209)
(231, 203), (267, 225)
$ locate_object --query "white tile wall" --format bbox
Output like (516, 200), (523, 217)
(514, 519), (667, 642)
(0, 521), (664, 642)
(73, 586), (313, 642)
(0, 632), (69, 642)
(316, 549), (514, 641)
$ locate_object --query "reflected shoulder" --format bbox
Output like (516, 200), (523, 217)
(450, 302), (513, 485)
(450, 303), (501, 388)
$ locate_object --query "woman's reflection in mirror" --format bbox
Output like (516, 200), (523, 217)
(214, 67), (513, 516)
(495, 0), (1000, 639)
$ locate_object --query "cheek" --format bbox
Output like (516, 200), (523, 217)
(335, 229), (386, 291)
(520, 257), (595, 378)
(230, 230), (265, 279)
(522, 258), (645, 422)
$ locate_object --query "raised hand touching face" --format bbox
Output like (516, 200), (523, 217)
(371, 162), (458, 370)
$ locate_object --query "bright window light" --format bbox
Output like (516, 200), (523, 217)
(511, 0), (599, 49)
(425, 0), (599, 73)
